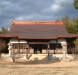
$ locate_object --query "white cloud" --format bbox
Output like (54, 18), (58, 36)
(14, 13), (53, 21)
(1, 1), (10, 5)
(15, 16), (24, 21)
(55, 0), (73, 5)
(51, 4), (64, 13)
(14, 14), (42, 21)
(0, 0), (77, 29)
(51, 0), (74, 13)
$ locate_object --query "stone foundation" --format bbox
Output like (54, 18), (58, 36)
(1, 53), (76, 62)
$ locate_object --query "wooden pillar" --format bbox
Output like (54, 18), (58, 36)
(47, 43), (50, 60)
(26, 43), (29, 59)
(56, 39), (58, 54)
(65, 42), (67, 54)
(28, 44), (29, 54)
(18, 44), (20, 53)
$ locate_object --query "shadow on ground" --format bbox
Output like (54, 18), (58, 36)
(14, 60), (60, 65)
(14, 55), (61, 65)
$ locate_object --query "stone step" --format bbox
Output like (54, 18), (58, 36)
(29, 54), (48, 61)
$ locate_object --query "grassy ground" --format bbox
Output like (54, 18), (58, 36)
(0, 56), (78, 75)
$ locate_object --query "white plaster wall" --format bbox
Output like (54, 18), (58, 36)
(50, 39), (66, 43)
(10, 39), (19, 43)
(58, 39), (66, 43)
(20, 40), (27, 43)
(10, 38), (27, 43)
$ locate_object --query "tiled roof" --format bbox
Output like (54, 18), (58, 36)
(0, 21), (78, 39)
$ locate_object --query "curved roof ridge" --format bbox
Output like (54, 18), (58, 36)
(11, 21), (64, 26)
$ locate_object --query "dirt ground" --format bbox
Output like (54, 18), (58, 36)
(0, 59), (78, 75)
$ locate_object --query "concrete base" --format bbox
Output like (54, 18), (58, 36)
(61, 57), (70, 62)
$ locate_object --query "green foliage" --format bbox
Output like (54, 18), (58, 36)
(74, 0), (78, 9)
(75, 39), (78, 49)
(55, 19), (59, 22)
(2, 26), (8, 34)
(62, 15), (78, 34)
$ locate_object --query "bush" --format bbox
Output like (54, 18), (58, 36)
(68, 47), (78, 54)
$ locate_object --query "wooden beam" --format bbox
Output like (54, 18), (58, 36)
(12, 43), (27, 45)
(28, 42), (49, 44)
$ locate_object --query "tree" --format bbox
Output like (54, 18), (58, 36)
(62, 15), (69, 25)
(0, 39), (7, 58)
(61, 16), (78, 54)
(2, 26), (8, 33)
(61, 15), (78, 34)
(74, 0), (78, 9)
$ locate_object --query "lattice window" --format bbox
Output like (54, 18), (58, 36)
(12, 45), (18, 49)
(20, 44), (26, 49)
(50, 43), (62, 49)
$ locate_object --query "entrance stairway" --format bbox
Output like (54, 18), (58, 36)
(29, 54), (48, 61)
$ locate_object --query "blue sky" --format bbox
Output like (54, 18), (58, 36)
(0, 0), (78, 30)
